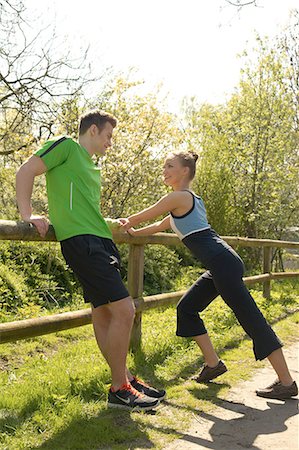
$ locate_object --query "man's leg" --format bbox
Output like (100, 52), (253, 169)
(91, 296), (135, 390)
(60, 236), (162, 408)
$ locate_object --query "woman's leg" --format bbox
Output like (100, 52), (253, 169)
(267, 348), (293, 385)
(193, 333), (220, 367)
(256, 347), (297, 398)
(177, 271), (221, 367)
(210, 250), (280, 358)
(211, 250), (296, 391)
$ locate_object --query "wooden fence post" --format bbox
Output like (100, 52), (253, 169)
(263, 247), (272, 299)
(127, 244), (144, 351)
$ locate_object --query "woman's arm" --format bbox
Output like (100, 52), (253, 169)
(128, 216), (171, 236)
(123, 192), (184, 230)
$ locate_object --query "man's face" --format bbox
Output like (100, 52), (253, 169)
(94, 122), (114, 155)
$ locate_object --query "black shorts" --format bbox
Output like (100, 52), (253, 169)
(60, 234), (129, 308)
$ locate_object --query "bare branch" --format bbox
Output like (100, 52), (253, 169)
(0, 3), (104, 157)
(225, 0), (258, 6)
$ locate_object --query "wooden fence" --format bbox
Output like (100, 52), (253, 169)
(0, 220), (298, 349)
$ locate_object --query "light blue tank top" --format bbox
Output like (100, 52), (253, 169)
(170, 191), (210, 240)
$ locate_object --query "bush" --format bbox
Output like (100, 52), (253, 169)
(0, 241), (78, 309)
(118, 244), (183, 295)
(0, 262), (28, 310)
(172, 266), (206, 291)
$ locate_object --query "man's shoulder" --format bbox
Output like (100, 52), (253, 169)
(37, 136), (79, 157)
(35, 136), (81, 169)
(44, 135), (76, 147)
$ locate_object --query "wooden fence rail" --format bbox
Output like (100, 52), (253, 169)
(0, 220), (298, 348)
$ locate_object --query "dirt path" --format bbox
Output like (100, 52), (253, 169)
(165, 341), (299, 450)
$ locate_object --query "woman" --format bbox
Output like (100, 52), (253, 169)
(120, 151), (297, 400)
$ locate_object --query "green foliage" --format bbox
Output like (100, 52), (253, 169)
(119, 244), (183, 295)
(95, 78), (183, 218)
(0, 168), (19, 220)
(0, 242), (78, 316)
(0, 263), (28, 310)
(183, 24), (299, 250)
(0, 240), (189, 319)
(0, 165), (49, 222)
(143, 245), (182, 295)
(172, 266), (206, 291)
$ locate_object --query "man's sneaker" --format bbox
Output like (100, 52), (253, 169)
(130, 376), (166, 400)
(256, 380), (298, 400)
(108, 383), (160, 410)
(192, 360), (227, 383)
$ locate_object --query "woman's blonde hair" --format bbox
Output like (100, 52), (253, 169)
(167, 151), (198, 180)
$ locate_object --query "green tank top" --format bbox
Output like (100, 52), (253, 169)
(35, 136), (112, 241)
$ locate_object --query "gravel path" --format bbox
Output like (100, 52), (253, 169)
(165, 341), (299, 450)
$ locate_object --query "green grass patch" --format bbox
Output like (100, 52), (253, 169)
(0, 281), (298, 449)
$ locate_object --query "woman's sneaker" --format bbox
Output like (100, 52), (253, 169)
(256, 380), (298, 400)
(130, 376), (166, 400)
(192, 360), (227, 383)
(108, 383), (160, 410)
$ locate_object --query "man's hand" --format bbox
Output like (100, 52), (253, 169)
(24, 215), (49, 238)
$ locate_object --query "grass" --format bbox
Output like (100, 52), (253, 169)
(0, 280), (298, 450)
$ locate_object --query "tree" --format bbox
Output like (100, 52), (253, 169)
(227, 44), (298, 239)
(56, 77), (183, 218)
(0, 0), (96, 160)
(278, 9), (299, 130)
(183, 12), (299, 248)
(182, 99), (236, 234)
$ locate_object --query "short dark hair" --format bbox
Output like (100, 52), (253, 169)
(79, 110), (117, 135)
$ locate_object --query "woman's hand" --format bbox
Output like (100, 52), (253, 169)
(118, 217), (132, 231)
(116, 218), (136, 235)
(126, 227), (136, 236)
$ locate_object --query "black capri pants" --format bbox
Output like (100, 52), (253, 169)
(176, 231), (282, 361)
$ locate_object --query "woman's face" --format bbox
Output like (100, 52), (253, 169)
(163, 156), (187, 187)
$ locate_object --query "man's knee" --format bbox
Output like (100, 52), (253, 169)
(109, 296), (135, 324)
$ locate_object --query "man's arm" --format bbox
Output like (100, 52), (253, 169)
(16, 155), (49, 237)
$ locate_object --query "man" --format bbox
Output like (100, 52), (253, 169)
(16, 110), (166, 410)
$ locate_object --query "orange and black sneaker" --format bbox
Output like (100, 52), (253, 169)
(130, 376), (166, 400)
(108, 383), (160, 410)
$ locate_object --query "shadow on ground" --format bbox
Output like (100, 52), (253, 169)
(166, 396), (299, 450)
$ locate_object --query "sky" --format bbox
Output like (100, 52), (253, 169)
(25, 0), (297, 112)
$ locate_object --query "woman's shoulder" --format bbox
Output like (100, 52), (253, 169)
(184, 190), (203, 200)
(163, 191), (194, 213)
(166, 190), (194, 201)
